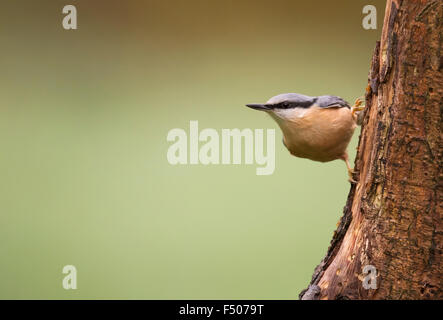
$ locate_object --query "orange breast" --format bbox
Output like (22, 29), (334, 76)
(279, 106), (356, 162)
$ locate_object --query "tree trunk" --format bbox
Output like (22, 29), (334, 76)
(300, 0), (442, 300)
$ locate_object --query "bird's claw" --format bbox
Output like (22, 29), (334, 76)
(347, 168), (357, 184)
(353, 97), (364, 108)
(351, 97), (365, 117)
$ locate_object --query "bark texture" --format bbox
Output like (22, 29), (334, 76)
(300, 0), (442, 300)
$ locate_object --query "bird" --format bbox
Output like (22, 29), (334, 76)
(246, 93), (364, 182)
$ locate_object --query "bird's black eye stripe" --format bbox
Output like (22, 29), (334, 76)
(275, 98), (317, 109)
(296, 100), (314, 108)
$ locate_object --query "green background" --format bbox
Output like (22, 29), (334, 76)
(0, 0), (384, 299)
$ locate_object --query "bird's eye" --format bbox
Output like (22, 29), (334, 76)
(282, 102), (290, 108)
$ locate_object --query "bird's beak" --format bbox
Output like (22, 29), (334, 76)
(245, 104), (271, 111)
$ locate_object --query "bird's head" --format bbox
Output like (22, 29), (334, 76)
(246, 93), (317, 122)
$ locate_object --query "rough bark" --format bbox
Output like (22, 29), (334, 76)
(300, 0), (442, 300)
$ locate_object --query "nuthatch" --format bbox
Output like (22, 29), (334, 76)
(246, 93), (364, 182)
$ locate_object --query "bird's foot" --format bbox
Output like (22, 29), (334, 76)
(351, 97), (365, 117)
(347, 167), (357, 184)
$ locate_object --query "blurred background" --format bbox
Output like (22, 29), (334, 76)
(0, 0), (384, 299)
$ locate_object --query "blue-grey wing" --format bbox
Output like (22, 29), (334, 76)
(316, 95), (350, 109)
